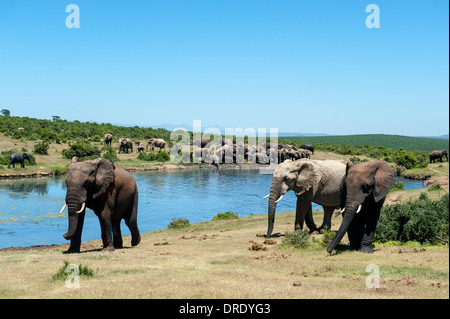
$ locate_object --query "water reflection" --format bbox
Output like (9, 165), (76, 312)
(0, 171), (424, 249)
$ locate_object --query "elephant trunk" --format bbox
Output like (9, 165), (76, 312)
(266, 178), (283, 238)
(326, 201), (359, 253)
(63, 190), (86, 240)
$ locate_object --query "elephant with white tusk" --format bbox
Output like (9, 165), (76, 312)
(59, 157), (141, 253)
(264, 159), (346, 238)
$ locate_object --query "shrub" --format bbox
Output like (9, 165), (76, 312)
(168, 217), (190, 229)
(390, 180), (406, 192)
(61, 142), (101, 159)
(211, 212), (239, 221)
(51, 260), (95, 281)
(319, 230), (336, 247)
(281, 230), (311, 249)
(102, 146), (119, 163)
(33, 141), (50, 155)
(137, 151), (170, 162)
(428, 184), (444, 192)
(375, 193), (449, 245)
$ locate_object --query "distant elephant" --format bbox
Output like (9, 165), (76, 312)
(59, 157), (141, 253)
(300, 144), (314, 155)
(146, 138), (166, 151)
(119, 138), (133, 154)
(8, 153), (32, 168)
(327, 160), (395, 254)
(429, 150), (448, 163)
(264, 159), (346, 238)
(104, 133), (113, 146)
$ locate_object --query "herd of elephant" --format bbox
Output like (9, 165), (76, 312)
(57, 154), (396, 255)
(50, 138), (448, 255)
(103, 134), (166, 154)
(191, 138), (314, 165)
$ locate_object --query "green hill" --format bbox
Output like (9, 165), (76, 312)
(280, 134), (449, 153)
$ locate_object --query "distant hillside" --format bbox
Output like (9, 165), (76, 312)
(280, 134), (449, 153)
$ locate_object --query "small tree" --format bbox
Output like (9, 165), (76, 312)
(1, 109), (10, 116)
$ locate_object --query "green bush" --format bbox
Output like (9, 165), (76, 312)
(51, 260), (95, 281)
(167, 217), (191, 229)
(428, 184), (444, 192)
(102, 146), (119, 163)
(281, 229), (311, 249)
(211, 212), (239, 221)
(33, 141), (50, 155)
(375, 193), (449, 245)
(61, 142), (101, 159)
(137, 151), (170, 162)
(390, 180), (406, 192)
(319, 230), (336, 247)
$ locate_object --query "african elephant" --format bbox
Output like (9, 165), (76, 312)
(104, 133), (113, 146)
(119, 138), (133, 154)
(8, 153), (32, 168)
(327, 160), (395, 254)
(300, 144), (314, 155)
(59, 157), (141, 253)
(429, 150), (448, 163)
(264, 159), (346, 237)
(146, 138), (166, 151)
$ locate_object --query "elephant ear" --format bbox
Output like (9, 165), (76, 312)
(295, 161), (322, 196)
(92, 158), (115, 199)
(373, 161), (395, 202)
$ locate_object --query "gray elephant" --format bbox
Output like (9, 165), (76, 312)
(104, 133), (113, 146)
(146, 138), (166, 151)
(327, 160), (395, 254)
(119, 138), (133, 154)
(300, 144), (314, 155)
(264, 159), (346, 237)
(8, 153), (32, 168)
(58, 157), (141, 253)
(429, 150), (448, 163)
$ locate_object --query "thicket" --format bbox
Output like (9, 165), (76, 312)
(0, 115), (173, 144)
(375, 193), (449, 245)
(137, 151), (170, 162)
(61, 142), (101, 160)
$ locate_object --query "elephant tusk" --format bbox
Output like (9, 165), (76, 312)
(262, 194), (270, 199)
(75, 202), (86, 214)
(275, 194), (284, 203)
(58, 203), (67, 214)
(340, 208), (345, 215)
(356, 205), (362, 214)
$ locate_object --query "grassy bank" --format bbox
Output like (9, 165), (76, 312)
(0, 209), (448, 299)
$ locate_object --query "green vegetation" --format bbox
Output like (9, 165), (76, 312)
(0, 150), (36, 166)
(281, 134), (449, 153)
(211, 212), (239, 221)
(390, 180), (406, 192)
(137, 151), (170, 162)
(51, 260), (95, 281)
(61, 141), (101, 160)
(0, 115), (173, 144)
(33, 141), (50, 155)
(281, 229), (311, 249)
(375, 193), (449, 245)
(101, 146), (119, 163)
(167, 217), (191, 229)
(428, 184), (444, 192)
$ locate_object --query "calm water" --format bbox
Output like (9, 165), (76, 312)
(0, 170), (424, 249)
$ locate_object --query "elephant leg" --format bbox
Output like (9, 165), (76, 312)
(98, 210), (114, 251)
(124, 192), (141, 247)
(112, 219), (123, 248)
(318, 206), (335, 232)
(295, 189), (318, 233)
(65, 211), (86, 254)
(360, 201), (383, 253)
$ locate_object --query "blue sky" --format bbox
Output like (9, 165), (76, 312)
(0, 0), (448, 136)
